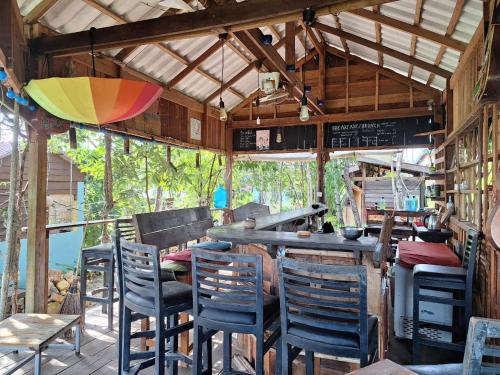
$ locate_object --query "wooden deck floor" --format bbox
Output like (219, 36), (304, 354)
(0, 304), (227, 375)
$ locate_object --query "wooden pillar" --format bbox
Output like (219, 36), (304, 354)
(316, 122), (326, 204)
(25, 130), (48, 313)
(225, 121), (233, 209)
(318, 45), (326, 101)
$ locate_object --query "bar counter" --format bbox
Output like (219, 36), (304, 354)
(208, 205), (388, 366)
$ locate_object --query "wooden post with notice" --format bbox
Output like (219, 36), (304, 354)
(25, 130), (49, 313)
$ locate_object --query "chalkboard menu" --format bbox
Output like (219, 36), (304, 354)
(233, 125), (317, 152)
(324, 116), (435, 149)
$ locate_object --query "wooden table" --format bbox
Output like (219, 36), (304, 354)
(0, 314), (81, 375)
(347, 359), (417, 374)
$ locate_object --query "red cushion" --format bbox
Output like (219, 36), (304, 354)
(162, 249), (192, 263)
(413, 221), (425, 227)
(398, 241), (461, 269)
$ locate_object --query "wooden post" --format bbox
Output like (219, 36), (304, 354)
(25, 130), (48, 313)
(225, 121), (233, 209)
(317, 122), (325, 204)
(318, 44), (326, 101)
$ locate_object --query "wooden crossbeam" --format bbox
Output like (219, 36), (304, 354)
(31, 0), (398, 56)
(314, 21), (452, 78)
(350, 8), (467, 52)
(237, 28), (325, 115)
(325, 45), (440, 96)
(426, 0), (465, 85)
(167, 39), (224, 89)
(23, 0), (58, 24)
(204, 61), (257, 103)
(285, 22), (296, 67)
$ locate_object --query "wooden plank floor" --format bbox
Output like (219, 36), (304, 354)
(0, 304), (226, 375)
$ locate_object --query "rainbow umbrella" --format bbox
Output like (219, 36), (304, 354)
(25, 77), (163, 125)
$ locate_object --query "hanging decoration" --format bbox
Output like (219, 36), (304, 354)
(219, 33), (228, 122)
(69, 127), (77, 149)
(123, 137), (130, 154)
(25, 77), (162, 125)
(25, 27), (163, 126)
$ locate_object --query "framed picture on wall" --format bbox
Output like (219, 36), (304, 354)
(190, 118), (202, 140)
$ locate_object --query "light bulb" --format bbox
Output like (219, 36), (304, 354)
(276, 131), (282, 143)
(219, 98), (227, 122)
(256, 116), (261, 125)
(299, 96), (310, 122)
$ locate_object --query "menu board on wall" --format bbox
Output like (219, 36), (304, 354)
(233, 125), (317, 152)
(324, 116), (435, 149)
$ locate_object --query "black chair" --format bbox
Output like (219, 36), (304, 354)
(118, 238), (193, 375)
(407, 317), (500, 375)
(277, 257), (378, 373)
(112, 220), (177, 374)
(412, 229), (480, 364)
(191, 248), (281, 375)
(80, 230), (120, 330)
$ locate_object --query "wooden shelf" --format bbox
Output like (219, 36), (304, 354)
(460, 189), (479, 194)
(458, 159), (480, 168)
(415, 129), (446, 137)
(428, 196), (445, 201)
(425, 174), (445, 180)
(446, 167), (457, 173)
(446, 190), (458, 193)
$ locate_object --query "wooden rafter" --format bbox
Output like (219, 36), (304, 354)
(167, 39), (224, 89)
(350, 7), (467, 52)
(236, 28), (325, 115)
(23, 0), (58, 24)
(285, 22), (296, 67)
(204, 61), (257, 103)
(32, 0), (398, 56)
(373, 6), (383, 66)
(426, 0), (465, 85)
(332, 14), (349, 54)
(80, 0), (244, 99)
(408, 0), (424, 78)
(299, 21), (325, 57)
(325, 45), (440, 96)
(314, 21), (452, 78)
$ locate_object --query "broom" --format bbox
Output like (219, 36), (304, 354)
(60, 220), (89, 337)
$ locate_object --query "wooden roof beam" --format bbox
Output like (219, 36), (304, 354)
(314, 21), (452, 78)
(299, 21), (325, 57)
(167, 38), (224, 89)
(236, 28), (325, 115)
(426, 0), (465, 85)
(349, 8), (467, 52)
(325, 45), (440, 97)
(373, 6), (383, 66)
(332, 14), (350, 54)
(31, 0), (399, 56)
(204, 61), (257, 103)
(23, 0), (58, 24)
(285, 22), (296, 68)
(408, 0), (424, 78)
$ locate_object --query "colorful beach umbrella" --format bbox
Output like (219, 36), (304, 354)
(25, 77), (163, 125)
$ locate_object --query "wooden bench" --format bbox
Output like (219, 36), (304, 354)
(132, 206), (215, 354)
(0, 313), (80, 375)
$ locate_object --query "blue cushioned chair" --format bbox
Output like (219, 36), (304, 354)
(278, 258), (378, 373)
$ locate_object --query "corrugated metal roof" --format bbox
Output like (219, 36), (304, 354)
(17, 0), (483, 109)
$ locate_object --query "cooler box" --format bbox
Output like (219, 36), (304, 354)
(394, 241), (461, 342)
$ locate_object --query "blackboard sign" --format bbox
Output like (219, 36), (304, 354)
(324, 116), (435, 149)
(233, 125), (317, 152)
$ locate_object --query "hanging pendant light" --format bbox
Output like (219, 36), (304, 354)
(299, 8), (315, 122)
(219, 34), (228, 122)
(256, 61), (261, 125)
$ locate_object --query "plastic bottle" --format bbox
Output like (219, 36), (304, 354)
(213, 185), (227, 209)
(404, 195), (410, 211)
(412, 195), (418, 211)
(379, 197), (386, 210)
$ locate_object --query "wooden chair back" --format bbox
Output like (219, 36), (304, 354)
(133, 206), (213, 249)
(462, 317), (500, 374)
(232, 202), (270, 222)
(277, 257), (369, 364)
(119, 238), (163, 316)
(192, 248), (264, 329)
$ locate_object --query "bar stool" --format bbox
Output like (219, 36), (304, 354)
(118, 238), (194, 375)
(412, 229), (479, 364)
(277, 258), (378, 373)
(80, 239), (118, 331)
(191, 248), (281, 375)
